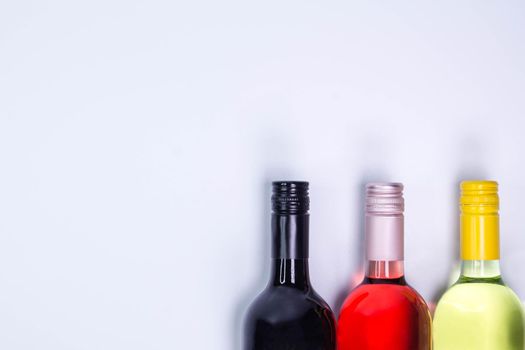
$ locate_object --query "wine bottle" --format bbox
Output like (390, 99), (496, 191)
(243, 181), (336, 350)
(433, 181), (525, 349)
(337, 183), (432, 350)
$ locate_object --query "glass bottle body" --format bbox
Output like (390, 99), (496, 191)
(434, 181), (525, 349)
(433, 260), (525, 350)
(243, 258), (336, 350)
(337, 260), (432, 350)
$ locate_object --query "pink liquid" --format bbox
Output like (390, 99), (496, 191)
(337, 277), (432, 350)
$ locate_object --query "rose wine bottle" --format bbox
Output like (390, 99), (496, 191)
(337, 183), (432, 350)
(243, 181), (336, 350)
(433, 181), (525, 350)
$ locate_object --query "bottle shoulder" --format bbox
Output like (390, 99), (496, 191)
(341, 282), (429, 313)
(244, 286), (337, 350)
(247, 285), (333, 312)
(337, 282), (432, 349)
(435, 281), (524, 316)
(245, 285), (335, 323)
(345, 284), (426, 304)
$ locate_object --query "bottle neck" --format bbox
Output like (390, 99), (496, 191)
(271, 213), (309, 259)
(270, 258), (310, 289)
(270, 213), (310, 288)
(460, 260), (501, 278)
(459, 213), (501, 279)
(459, 182), (501, 281)
(365, 260), (405, 279)
(460, 212), (500, 261)
(365, 213), (405, 280)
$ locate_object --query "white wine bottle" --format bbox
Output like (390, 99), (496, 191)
(433, 181), (525, 349)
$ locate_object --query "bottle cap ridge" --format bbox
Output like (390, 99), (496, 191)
(271, 181), (309, 214)
(460, 180), (499, 214)
(366, 182), (404, 215)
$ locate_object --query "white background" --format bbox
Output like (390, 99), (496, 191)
(1, 0), (525, 349)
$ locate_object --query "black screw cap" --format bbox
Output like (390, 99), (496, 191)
(271, 181), (309, 214)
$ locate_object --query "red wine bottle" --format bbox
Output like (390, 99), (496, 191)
(243, 181), (336, 350)
(337, 183), (432, 350)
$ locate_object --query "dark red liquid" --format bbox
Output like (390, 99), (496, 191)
(244, 259), (336, 350)
(337, 277), (432, 350)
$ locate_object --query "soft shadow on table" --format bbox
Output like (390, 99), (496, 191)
(231, 180), (272, 350)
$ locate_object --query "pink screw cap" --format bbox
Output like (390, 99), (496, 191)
(365, 183), (404, 261)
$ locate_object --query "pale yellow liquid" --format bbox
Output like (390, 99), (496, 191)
(434, 280), (525, 350)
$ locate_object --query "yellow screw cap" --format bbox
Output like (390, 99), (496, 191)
(460, 180), (500, 260)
